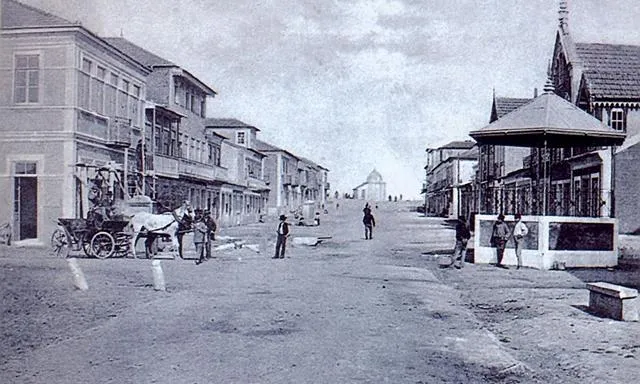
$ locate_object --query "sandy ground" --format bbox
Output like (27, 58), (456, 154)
(1, 200), (639, 383)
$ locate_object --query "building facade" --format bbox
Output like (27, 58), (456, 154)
(424, 141), (476, 217)
(1, 0), (150, 243)
(547, 5), (640, 229)
(204, 118), (269, 226)
(255, 140), (329, 215)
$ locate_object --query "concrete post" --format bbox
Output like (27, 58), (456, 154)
(151, 260), (166, 291)
(68, 258), (88, 291)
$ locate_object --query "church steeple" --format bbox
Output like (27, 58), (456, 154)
(559, 0), (569, 35)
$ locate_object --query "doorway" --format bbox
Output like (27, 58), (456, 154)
(13, 162), (38, 240)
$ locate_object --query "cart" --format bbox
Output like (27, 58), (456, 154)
(50, 217), (131, 259)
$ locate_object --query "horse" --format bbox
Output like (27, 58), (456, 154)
(128, 202), (193, 259)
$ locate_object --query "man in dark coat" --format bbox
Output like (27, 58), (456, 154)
(363, 211), (376, 240)
(203, 209), (217, 259)
(273, 215), (290, 259)
(453, 215), (471, 269)
(492, 213), (511, 268)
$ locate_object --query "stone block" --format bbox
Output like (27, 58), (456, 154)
(587, 282), (639, 322)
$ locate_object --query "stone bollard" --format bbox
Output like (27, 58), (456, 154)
(68, 258), (88, 291)
(151, 260), (166, 291)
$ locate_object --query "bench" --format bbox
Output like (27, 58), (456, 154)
(586, 282), (639, 321)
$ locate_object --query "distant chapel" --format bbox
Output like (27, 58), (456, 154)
(352, 169), (387, 201)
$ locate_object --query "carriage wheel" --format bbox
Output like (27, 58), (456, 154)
(91, 232), (115, 259)
(50, 228), (69, 258)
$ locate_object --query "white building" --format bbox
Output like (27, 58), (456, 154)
(352, 169), (387, 202)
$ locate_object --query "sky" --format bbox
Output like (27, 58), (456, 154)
(22, 0), (640, 200)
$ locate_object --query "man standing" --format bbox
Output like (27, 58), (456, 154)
(173, 200), (193, 259)
(273, 215), (290, 259)
(453, 215), (471, 269)
(203, 209), (217, 259)
(492, 213), (511, 268)
(193, 212), (208, 265)
(512, 213), (528, 269)
(363, 210), (376, 240)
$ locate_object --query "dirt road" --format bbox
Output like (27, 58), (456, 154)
(1, 200), (638, 383)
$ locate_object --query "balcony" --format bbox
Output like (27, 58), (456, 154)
(107, 117), (132, 148)
(154, 154), (179, 178)
(179, 159), (228, 182)
(247, 175), (269, 191)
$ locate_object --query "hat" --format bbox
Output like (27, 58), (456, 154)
(498, 213), (505, 220)
(279, 214), (287, 221)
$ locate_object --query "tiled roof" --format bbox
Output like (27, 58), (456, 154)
(205, 118), (259, 131)
(254, 140), (299, 159)
(254, 139), (281, 152)
(103, 37), (174, 67)
(576, 43), (640, 99)
(494, 97), (532, 118)
(439, 140), (476, 150)
(2, 0), (73, 28)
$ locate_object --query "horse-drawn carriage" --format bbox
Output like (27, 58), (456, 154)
(50, 211), (132, 259)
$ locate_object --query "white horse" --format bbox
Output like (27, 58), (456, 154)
(128, 202), (192, 258)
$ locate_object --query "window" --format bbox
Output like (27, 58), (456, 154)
(79, 58), (92, 110)
(236, 131), (246, 145)
(97, 66), (106, 80)
(185, 91), (191, 111)
(200, 99), (206, 117)
(93, 66), (106, 114)
(14, 54), (39, 103)
(133, 85), (140, 98)
(190, 94), (196, 113)
(610, 108), (625, 131)
(173, 79), (180, 105)
(14, 161), (37, 175)
(118, 79), (129, 118)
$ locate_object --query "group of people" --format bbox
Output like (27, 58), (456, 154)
(172, 201), (217, 265)
(450, 213), (529, 270)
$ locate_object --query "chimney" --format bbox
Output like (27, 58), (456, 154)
(534, 88), (538, 98)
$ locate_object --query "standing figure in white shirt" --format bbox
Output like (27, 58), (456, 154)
(512, 213), (529, 269)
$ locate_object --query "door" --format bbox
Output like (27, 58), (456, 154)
(14, 176), (38, 240)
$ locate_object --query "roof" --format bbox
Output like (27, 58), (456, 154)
(494, 97), (532, 119)
(254, 140), (298, 159)
(366, 169), (383, 182)
(103, 37), (216, 96)
(2, 0), (73, 28)
(576, 43), (640, 99)
(455, 147), (479, 160)
(439, 140), (476, 150)
(103, 37), (175, 67)
(469, 92), (626, 147)
(204, 118), (259, 131)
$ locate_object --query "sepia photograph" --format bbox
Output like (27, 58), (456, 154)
(1, 0), (639, 382)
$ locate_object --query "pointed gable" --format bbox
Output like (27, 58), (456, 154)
(492, 97), (532, 122)
(2, 0), (74, 28)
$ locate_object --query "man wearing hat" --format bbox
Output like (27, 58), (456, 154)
(273, 214), (290, 259)
(203, 209), (217, 259)
(492, 213), (511, 268)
